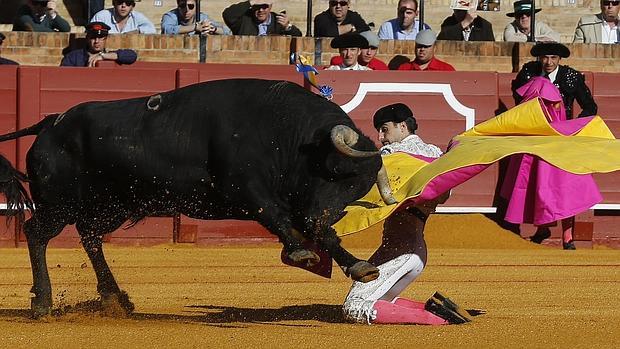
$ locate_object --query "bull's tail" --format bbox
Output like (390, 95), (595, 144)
(0, 156), (32, 222)
(0, 114), (57, 221)
(0, 113), (59, 143)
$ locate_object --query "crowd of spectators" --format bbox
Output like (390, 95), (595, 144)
(1, 0), (619, 67)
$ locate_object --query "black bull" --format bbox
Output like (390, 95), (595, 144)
(0, 79), (396, 317)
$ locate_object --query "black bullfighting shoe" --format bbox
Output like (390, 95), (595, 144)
(563, 240), (577, 250)
(530, 227), (551, 244)
(424, 292), (472, 324)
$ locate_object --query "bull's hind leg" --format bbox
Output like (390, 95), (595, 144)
(77, 216), (135, 315)
(23, 210), (69, 318)
(256, 213), (320, 266)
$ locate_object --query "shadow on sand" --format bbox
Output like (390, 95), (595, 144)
(0, 303), (345, 327)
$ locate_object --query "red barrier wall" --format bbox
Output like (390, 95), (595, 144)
(1, 64), (620, 247)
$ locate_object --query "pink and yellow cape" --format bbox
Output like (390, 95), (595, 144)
(334, 98), (620, 236)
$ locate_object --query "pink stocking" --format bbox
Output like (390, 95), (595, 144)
(392, 297), (425, 309)
(372, 300), (448, 325)
(561, 217), (574, 243)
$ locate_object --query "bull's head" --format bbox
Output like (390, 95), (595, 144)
(330, 125), (397, 205)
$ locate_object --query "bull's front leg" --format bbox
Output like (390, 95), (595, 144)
(257, 214), (321, 267)
(316, 226), (379, 283)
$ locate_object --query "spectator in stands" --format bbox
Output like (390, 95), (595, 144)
(512, 42), (597, 120)
(378, 0), (430, 40)
(222, 1), (302, 36)
(503, 0), (560, 42)
(437, 7), (494, 41)
(326, 32), (371, 70)
(573, 0), (620, 43)
(329, 31), (388, 70)
(12, 0), (71, 32)
(161, 0), (230, 35)
(60, 22), (137, 67)
(398, 30), (455, 71)
(314, 0), (370, 37)
(0, 33), (19, 65)
(91, 0), (156, 34)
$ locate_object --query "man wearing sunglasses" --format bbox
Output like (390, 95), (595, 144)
(378, 0), (431, 40)
(397, 30), (455, 71)
(60, 22), (137, 67)
(12, 0), (70, 32)
(91, 0), (156, 34)
(503, 0), (559, 42)
(0, 33), (19, 65)
(162, 0), (230, 35)
(314, 0), (370, 37)
(223, 1), (302, 36)
(574, 0), (620, 43)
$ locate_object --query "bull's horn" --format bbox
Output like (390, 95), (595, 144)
(330, 125), (378, 158)
(377, 164), (397, 205)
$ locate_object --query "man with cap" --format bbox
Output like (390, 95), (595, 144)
(326, 32), (372, 70)
(328, 31), (388, 70)
(574, 0), (620, 43)
(0, 33), (19, 65)
(397, 30), (455, 71)
(60, 22), (138, 67)
(91, 0), (156, 34)
(378, 0), (431, 41)
(437, 6), (494, 42)
(223, 1), (302, 36)
(12, 0), (70, 32)
(313, 0), (370, 37)
(512, 42), (597, 119)
(342, 103), (469, 325)
(503, 0), (560, 42)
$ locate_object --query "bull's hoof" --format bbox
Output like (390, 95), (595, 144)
(288, 249), (321, 267)
(348, 261), (379, 283)
(30, 297), (52, 319)
(101, 291), (135, 317)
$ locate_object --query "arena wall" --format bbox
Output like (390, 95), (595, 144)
(0, 64), (619, 248)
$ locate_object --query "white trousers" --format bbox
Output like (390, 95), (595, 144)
(342, 209), (428, 324)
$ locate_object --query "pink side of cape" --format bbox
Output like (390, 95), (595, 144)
(403, 77), (602, 225)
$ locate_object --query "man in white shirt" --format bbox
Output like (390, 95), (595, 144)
(378, 0), (430, 40)
(91, 0), (156, 34)
(326, 32), (372, 70)
(574, 0), (620, 43)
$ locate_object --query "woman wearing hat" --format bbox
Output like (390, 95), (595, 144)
(503, 0), (560, 42)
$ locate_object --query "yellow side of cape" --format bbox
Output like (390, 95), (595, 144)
(333, 98), (620, 236)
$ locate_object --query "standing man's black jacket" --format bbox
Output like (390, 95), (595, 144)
(512, 61), (598, 119)
(223, 1), (302, 36)
(437, 15), (495, 41)
(313, 10), (370, 37)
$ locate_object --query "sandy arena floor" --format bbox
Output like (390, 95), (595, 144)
(0, 215), (618, 349)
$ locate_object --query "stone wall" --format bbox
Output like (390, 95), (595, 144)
(2, 31), (620, 73)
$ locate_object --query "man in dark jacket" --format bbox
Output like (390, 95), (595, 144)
(437, 9), (494, 41)
(313, 0), (370, 37)
(60, 22), (137, 67)
(223, 1), (302, 36)
(512, 42), (598, 119)
(12, 0), (70, 32)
